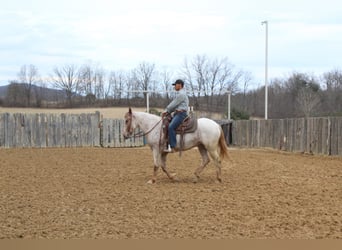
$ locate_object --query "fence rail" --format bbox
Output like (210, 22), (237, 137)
(232, 117), (342, 156)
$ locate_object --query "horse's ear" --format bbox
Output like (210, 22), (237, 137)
(129, 107), (132, 114)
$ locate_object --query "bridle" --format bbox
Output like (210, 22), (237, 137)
(124, 113), (162, 139)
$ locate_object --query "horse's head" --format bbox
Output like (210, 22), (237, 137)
(123, 107), (135, 139)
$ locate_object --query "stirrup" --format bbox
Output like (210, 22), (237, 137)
(163, 145), (175, 153)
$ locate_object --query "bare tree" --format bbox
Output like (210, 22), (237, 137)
(78, 64), (94, 97)
(17, 64), (40, 106)
(132, 62), (156, 102)
(181, 54), (242, 111)
(111, 71), (124, 99)
(5, 81), (26, 106)
(181, 57), (198, 108)
(51, 64), (80, 107)
(78, 63), (106, 104)
(322, 69), (342, 114)
(161, 68), (173, 94)
(296, 86), (320, 117)
(33, 80), (47, 107)
(94, 67), (106, 100)
(241, 71), (253, 111)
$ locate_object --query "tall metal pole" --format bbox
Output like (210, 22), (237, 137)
(227, 91), (231, 120)
(146, 91), (150, 113)
(261, 20), (268, 120)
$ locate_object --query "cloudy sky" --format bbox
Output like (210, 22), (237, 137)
(1, 0), (342, 87)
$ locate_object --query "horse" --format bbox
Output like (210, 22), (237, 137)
(123, 108), (229, 184)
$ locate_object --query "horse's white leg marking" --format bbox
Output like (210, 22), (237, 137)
(193, 144), (210, 183)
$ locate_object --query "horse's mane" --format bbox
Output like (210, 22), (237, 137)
(132, 111), (161, 121)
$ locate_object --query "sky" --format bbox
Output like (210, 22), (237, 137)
(1, 0), (342, 88)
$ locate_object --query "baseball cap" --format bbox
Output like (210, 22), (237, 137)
(172, 79), (184, 86)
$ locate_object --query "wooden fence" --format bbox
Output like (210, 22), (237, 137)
(0, 112), (144, 148)
(0, 112), (101, 148)
(1, 112), (341, 156)
(232, 117), (342, 156)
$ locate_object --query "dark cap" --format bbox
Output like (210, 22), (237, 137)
(172, 79), (184, 86)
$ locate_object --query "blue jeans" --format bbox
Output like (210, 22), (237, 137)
(168, 112), (187, 148)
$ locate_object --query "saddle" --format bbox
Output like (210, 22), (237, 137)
(175, 115), (198, 134)
(162, 113), (198, 153)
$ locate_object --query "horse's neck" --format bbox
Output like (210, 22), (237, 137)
(133, 112), (160, 132)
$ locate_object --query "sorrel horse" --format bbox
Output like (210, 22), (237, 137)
(123, 108), (229, 183)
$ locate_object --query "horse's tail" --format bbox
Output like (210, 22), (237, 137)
(218, 128), (229, 161)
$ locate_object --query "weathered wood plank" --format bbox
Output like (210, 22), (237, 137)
(0, 113), (4, 147)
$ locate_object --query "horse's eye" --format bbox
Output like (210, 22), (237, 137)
(125, 120), (128, 124)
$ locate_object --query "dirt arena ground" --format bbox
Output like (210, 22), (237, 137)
(0, 146), (341, 239)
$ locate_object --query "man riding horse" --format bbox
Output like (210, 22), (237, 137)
(162, 79), (189, 153)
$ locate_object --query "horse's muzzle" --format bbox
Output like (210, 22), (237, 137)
(123, 132), (130, 140)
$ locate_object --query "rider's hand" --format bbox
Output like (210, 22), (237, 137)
(162, 111), (168, 118)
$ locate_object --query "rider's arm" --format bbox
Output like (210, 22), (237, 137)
(165, 91), (187, 113)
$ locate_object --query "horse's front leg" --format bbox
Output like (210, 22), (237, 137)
(147, 165), (159, 184)
(160, 152), (178, 182)
(147, 148), (175, 184)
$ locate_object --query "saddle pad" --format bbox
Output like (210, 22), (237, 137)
(176, 116), (198, 134)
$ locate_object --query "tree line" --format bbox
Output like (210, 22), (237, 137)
(1, 54), (342, 119)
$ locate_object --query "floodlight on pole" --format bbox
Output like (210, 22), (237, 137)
(261, 20), (268, 120)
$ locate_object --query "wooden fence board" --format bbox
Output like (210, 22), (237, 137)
(339, 118), (342, 156)
(0, 113), (4, 146)
(332, 117), (342, 156)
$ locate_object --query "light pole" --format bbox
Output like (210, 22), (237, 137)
(227, 91), (231, 120)
(261, 20), (268, 120)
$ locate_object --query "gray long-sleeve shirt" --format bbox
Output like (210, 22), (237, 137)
(165, 88), (189, 113)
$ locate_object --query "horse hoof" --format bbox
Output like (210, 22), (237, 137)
(172, 176), (180, 182)
(147, 179), (155, 184)
(192, 176), (199, 183)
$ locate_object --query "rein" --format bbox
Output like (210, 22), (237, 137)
(128, 118), (162, 138)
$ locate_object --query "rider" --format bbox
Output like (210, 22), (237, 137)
(163, 79), (189, 153)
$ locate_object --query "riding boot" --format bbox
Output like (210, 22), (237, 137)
(163, 144), (175, 153)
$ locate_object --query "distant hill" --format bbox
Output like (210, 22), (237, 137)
(0, 83), (66, 101)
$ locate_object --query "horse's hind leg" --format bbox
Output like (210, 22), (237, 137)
(193, 144), (210, 183)
(208, 149), (222, 183)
